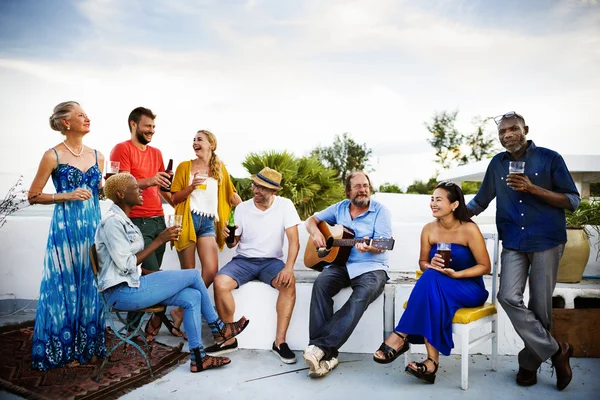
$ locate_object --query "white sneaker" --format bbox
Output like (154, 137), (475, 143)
(303, 345), (325, 374)
(308, 356), (339, 378)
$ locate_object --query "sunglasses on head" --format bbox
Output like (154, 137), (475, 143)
(437, 181), (458, 188)
(493, 111), (525, 125)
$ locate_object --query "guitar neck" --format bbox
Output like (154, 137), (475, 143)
(332, 238), (368, 247)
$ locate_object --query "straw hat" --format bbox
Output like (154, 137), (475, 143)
(251, 167), (283, 191)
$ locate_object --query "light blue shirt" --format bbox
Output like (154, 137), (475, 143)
(314, 199), (392, 279)
(95, 204), (144, 291)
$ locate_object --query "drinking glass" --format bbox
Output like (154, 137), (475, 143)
(105, 161), (120, 179)
(436, 243), (451, 268)
(166, 214), (183, 228)
(195, 170), (208, 190)
(509, 161), (525, 175)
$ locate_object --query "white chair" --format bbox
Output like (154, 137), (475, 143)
(404, 233), (499, 390)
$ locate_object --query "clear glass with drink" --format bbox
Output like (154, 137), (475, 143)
(166, 214), (183, 244)
(166, 214), (183, 228)
(105, 161), (120, 180)
(509, 161), (525, 175)
(195, 170), (208, 190)
(508, 161), (525, 190)
(436, 242), (451, 268)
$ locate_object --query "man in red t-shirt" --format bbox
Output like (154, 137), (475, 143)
(110, 107), (175, 340)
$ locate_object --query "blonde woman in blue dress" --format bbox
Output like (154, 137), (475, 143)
(28, 101), (106, 370)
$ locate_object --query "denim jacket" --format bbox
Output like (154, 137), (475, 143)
(95, 204), (144, 291)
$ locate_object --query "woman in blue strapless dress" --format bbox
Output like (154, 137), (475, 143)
(28, 102), (107, 370)
(373, 181), (491, 384)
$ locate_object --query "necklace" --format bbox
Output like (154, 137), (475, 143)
(63, 140), (84, 157)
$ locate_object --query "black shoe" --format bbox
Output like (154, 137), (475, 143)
(516, 367), (537, 386)
(205, 338), (238, 356)
(552, 342), (573, 391)
(272, 342), (297, 364)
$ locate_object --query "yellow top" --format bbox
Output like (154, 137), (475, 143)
(171, 160), (237, 251)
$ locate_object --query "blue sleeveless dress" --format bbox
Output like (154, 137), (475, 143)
(396, 244), (489, 356)
(31, 149), (106, 371)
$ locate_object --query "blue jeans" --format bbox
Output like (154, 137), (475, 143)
(104, 269), (218, 351)
(309, 266), (387, 359)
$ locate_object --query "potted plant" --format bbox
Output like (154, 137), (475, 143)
(558, 199), (600, 283)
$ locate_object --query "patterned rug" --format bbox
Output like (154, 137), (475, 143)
(0, 321), (189, 400)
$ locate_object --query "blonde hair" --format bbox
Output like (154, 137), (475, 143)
(49, 101), (79, 134)
(197, 130), (223, 182)
(104, 173), (134, 202)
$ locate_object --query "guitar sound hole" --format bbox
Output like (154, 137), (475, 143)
(317, 248), (330, 258)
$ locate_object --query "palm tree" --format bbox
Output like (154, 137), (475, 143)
(241, 151), (345, 220)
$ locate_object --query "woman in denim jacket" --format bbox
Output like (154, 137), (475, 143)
(95, 173), (249, 372)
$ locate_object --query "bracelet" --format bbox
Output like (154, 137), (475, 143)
(52, 194), (56, 204)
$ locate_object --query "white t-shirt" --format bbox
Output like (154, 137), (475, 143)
(235, 196), (301, 259)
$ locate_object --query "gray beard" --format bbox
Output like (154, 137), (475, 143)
(351, 196), (370, 208)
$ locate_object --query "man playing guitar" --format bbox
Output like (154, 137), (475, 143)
(303, 171), (393, 378)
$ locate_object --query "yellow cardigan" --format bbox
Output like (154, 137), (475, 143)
(171, 160), (237, 251)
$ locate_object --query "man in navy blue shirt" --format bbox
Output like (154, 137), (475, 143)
(467, 111), (580, 391)
(303, 171), (393, 378)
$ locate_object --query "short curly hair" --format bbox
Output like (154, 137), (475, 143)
(104, 173), (134, 202)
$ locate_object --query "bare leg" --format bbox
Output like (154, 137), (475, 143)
(197, 237), (219, 287)
(213, 274), (238, 346)
(273, 283), (296, 346)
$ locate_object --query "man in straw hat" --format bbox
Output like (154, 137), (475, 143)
(303, 171), (393, 378)
(209, 167), (301, 364)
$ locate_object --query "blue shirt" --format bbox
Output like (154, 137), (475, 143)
(314, 199), (393, 279)
(95, 204), (144, 291)
(467, 141), (580, 252)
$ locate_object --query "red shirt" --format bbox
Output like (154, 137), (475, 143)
(110, 140), (165, 218)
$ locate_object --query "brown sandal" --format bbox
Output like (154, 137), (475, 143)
(212, 316), (250, 344)
(373, 331), (409, 364)
(190, 348), (231, 372)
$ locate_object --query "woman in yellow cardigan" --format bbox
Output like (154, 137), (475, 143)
(170, 130), (242, 332)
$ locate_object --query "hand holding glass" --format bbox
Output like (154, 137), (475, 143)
(191, 170), (208, 190)
(508, 161), (525, 190)
(166, 214), (183, 241)
(436, 243), (451, 268)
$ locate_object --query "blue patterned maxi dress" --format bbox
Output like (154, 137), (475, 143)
(31, 149), (106, 371)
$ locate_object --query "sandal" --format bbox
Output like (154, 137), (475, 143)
(190, 348), (231, 372)
(142, 314), (161, 342)
(160, 313), (188, 341)
(373, 331), (409, 364)
(212, 316), (250, 344)
(405, 357), (439, 384)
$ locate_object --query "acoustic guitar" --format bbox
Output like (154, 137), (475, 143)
(303, 221), (395, 271)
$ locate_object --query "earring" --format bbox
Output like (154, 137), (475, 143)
(67, 126), (70, 130)
(452, 208), (456, 211)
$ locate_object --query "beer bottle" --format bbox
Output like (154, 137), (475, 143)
(160, 159), (174, 192)
(226, 208), (236, 244)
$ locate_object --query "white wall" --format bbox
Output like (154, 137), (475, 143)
(1, 194), (599, 300)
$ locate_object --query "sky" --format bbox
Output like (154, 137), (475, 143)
(1, 0), (599, 193)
